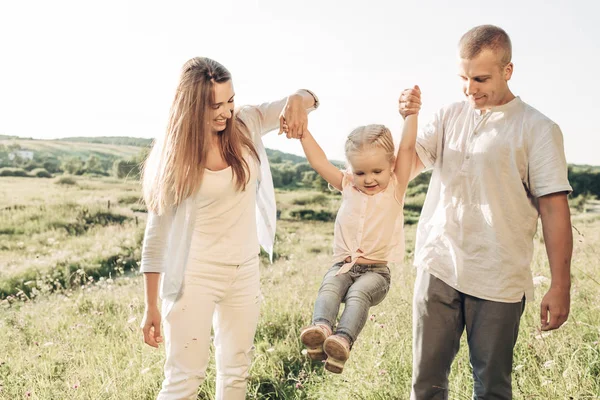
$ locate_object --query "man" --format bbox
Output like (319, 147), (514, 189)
(399, 25), (573, 399)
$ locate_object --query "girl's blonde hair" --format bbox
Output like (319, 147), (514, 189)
(142, 57), (259, 216)
(344, 124), (395, 163)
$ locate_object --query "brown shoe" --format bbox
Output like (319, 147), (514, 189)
(323, 335), (350, 374)
(300, 325), (330, 361)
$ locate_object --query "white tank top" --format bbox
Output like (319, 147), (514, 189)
(186, 153), (259, 267)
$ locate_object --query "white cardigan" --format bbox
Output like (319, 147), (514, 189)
(140, 97), (318, 316)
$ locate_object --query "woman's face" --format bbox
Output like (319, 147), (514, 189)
(210, 80), (235, 134)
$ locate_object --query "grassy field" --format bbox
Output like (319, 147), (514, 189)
(1, 177), (599, 399)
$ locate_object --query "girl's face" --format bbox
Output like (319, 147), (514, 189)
(347, 146), (394, 195)
(210, 80), (235, 134)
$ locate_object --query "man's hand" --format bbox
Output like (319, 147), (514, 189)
(399, 85), (422, 119)
(279, 94), (308, 139)
(540, 286), (570, 331)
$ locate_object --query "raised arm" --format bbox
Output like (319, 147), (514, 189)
(280, 89), (319, 139)
(300, 130), (344, 191)
(241, 89), (319, 138)
(395, 85), (421, 197)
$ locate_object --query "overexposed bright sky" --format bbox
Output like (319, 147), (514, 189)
(1, 0), (598, 165)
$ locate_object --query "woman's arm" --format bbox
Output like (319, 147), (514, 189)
(280, 90), (319, 138)
(139, 210), (171, 348)
(241, 89), (319, 138)
(141, 272), (163, 348)
(140, 211), (170, 274)
(300, 130), (343, 191)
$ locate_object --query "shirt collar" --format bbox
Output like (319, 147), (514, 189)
(474, 96), (522, 115)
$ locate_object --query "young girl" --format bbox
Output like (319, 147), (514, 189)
(294, 86), (421, 374)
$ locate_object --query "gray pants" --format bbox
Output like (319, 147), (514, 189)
(411, 269), (525, 400)
(312, 262), (391, 345)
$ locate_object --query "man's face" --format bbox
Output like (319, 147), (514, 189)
(458, 48), (513, 110)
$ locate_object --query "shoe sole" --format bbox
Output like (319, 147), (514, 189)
(300, 327), (327, 361)
(323, 337), (349, 374)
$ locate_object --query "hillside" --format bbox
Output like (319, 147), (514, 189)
(1, 135), (597, 172)
(0, 138), (143, 160)
(57, 136), (153, 147)
(1, 136), (315, 166)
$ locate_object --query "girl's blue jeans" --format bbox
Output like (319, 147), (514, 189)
(312, 261), (391, 346)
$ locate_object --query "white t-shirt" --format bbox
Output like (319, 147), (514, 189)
(186, 152), (260, 267)
(414, 96), (572, 303)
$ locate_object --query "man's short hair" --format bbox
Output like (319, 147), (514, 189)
(459, 25), (512, 66)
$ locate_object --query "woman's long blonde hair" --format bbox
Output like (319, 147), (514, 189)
(142, 57), (259, 215)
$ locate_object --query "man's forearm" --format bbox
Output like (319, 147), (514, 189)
(539, 193), (573, 289)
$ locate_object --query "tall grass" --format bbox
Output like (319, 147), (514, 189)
(0, 177), (599, 399)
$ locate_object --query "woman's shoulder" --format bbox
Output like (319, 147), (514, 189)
(234, 106), (258, 141)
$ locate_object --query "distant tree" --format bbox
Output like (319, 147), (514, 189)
(272, 163), (296, 187)
(30, 168), (52, 178)
(294, 162), (314, 181)
(42, 158), (62, 174)
(312, 174), (331, 192)
(270, 167), (283, 188)
(133, 146), (150, 164)
(84, 155), (102, 173)
(62, 157), (84, 175)
(0, 144), (9, 166)
(569, 166), (600, 197)
(301, 170), (316, 188)
(113, 159), (140, 179)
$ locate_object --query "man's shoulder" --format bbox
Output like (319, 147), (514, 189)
(427, 100), (470, 124)
(440, 100), (470, 116)
(517, 99), (557, 131)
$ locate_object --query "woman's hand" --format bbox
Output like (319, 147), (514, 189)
(141, 305), (163, 348)
(279, 94), (308, 139)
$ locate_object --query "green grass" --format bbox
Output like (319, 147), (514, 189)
(0, 177), (599, 399)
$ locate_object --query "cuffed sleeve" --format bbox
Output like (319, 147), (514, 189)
(415, 109), (443, 169)
(140, 209), (173, 273)
(528, 123), (572, 198)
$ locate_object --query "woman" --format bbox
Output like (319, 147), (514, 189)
(139, 57), (319, 399)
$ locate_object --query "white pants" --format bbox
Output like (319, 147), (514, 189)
(157, 256), (261, 400)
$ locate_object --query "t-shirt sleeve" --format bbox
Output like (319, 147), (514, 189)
(340, 171), (353, 191)
(415, 109), (443, 169)
(528, 123), (572, 197)
(238, 99), (286, 138)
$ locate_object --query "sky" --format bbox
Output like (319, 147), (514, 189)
(1, 0), (599, 165)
